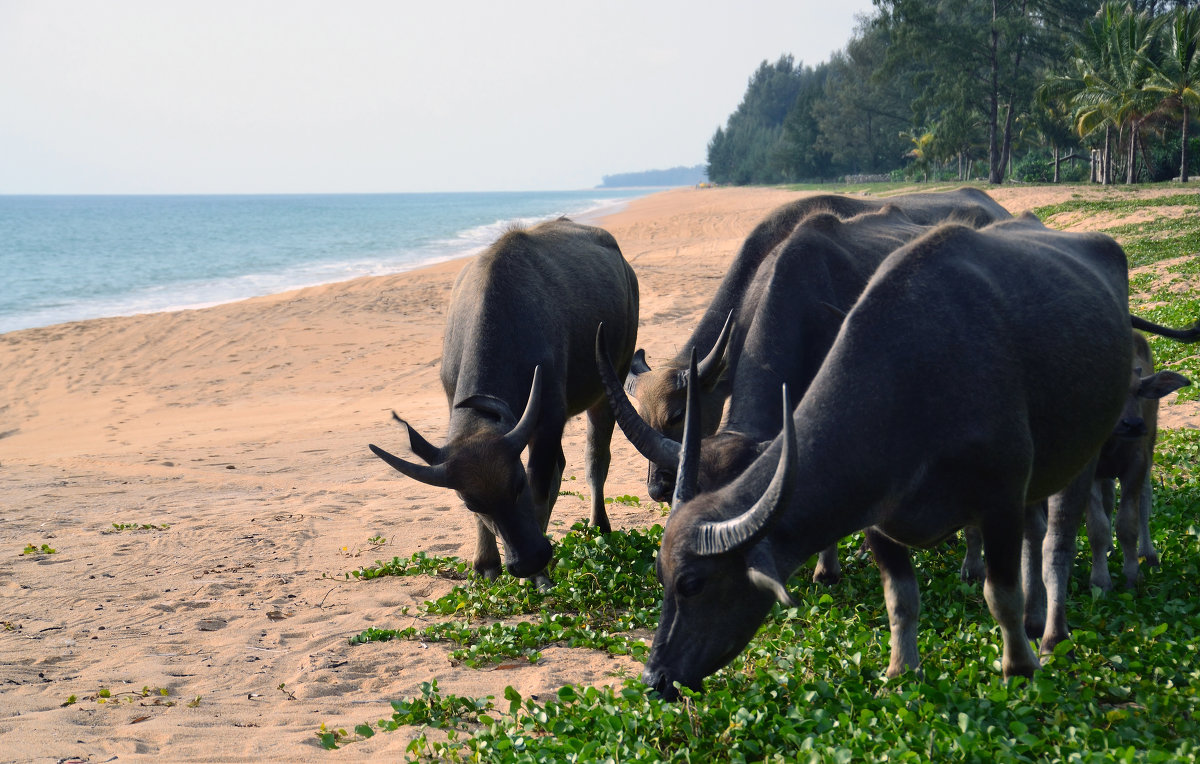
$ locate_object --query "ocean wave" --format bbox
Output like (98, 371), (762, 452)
(0, 190), (655, 334)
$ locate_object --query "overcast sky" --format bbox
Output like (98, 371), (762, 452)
(1, 1), (877, 194)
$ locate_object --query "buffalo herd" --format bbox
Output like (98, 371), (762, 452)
(370, 189), (1197, 699)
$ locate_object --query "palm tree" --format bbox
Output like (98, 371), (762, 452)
(1042, 6), (1119, 183)
(1061, 3), (1165, 184)
(1147, 6), (1200, 182)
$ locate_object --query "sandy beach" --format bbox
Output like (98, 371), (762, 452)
(1, 184), (1196, 761)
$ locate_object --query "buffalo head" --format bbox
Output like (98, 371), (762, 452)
(598, 315), (733, 503)
(1112, 362), (1190, 439)
(641, 370), (798, 700)
(369, 366), (553, 579)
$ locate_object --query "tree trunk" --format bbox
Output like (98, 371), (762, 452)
(1053, 145), (1060, 183)
(1182, 105), (1191, 183)
(1127, 121), (1138, 184)
(988, 1), (1003, 184)
(1104, 125), (1112, 185)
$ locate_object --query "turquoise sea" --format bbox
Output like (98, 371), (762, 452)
(0, 189), (658, 334)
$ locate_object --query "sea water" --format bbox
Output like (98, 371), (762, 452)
(0, 189), (657, 334)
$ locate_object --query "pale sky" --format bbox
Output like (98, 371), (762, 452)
(1, 1), (877, 194)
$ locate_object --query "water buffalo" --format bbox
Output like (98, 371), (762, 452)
(600, 205), (950, 583)
(958, 332), (1191, 588)
(622, 188), (1010, 506)
(1085, 332), (1190, 591)
(642, 214), (1137, 699)
(369, 218), (639, 582)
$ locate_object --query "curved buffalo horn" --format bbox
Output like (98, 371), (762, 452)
(502, 365), (543, 451)
(671, 349), (702, 508)
(369, 443), (452, 488)
(695, 384), (795, 556)
(1131, 315), (1200, 342)
(595, 324), (682, 466)
(392, 411), (442, 465)
(696, 311), (733, 389)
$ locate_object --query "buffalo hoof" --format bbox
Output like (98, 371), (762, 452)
(533, 572), (554, 592)
(959, 558), (986, 584)
(1024, 616), (1045, 641)
(1089, 572), (1114, 592)
(474, 562), (502, 582)
(812, 566), (841, 586)
(1038, 631), (1071, 658)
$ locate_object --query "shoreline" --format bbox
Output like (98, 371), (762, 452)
(0, 189), (657, 336)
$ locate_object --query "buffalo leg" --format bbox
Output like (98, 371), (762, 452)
(865, 528), (921, 677)
(1137, 471), (1159, 569)
(525, 431), (565, 590)
(527, 426), (566, 534)
(1041, 458), (1096, 655)
(980, 513), (1040, 678)
(472, 517), (503, 581)
(1086, 478), (1116, 591)
(812, 542), (841, 585)
(960, 526), (986, 583)
(585, 401), (615, 533)
(1022, 502), (1047, 640)
(1116, 463), (1151, 589)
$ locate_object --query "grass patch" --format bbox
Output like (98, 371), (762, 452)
(328, 451), (1200, 758)
(347, 524), (661, 667)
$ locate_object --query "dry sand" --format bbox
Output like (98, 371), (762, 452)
(1, 184), (1195, 762)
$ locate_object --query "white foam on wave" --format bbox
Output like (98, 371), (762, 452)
(0, 192), (653, 334)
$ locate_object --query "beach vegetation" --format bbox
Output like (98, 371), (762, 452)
(340, 534), (389, 558)
(105, 522), (170, 532)
(70, 686), (174, 707)
(326, 444), (1200, 759)
(20, 543), (56, 556)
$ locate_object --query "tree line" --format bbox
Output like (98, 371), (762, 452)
(707, 1), (1200, 185)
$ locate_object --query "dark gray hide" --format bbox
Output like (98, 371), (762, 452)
(642, 214), (1134, 699)
(370, 218), (639, 581)
(621, 187), (1012, 501)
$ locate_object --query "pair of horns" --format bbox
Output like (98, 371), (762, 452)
(368, 366), (543, 488)
(594, 314), (733, 471)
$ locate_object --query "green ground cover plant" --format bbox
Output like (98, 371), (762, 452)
(323, 191), (1200, 760)
(105, 522), (170, 532)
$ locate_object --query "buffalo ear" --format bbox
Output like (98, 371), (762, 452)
(820, 301), (848, 320)
(455, 394), (517, 426)
(392, 411), (442, 465)
(746, 543), (796, 607)
(626, 349), (651, 396)
(1137, 370), (1191, 400)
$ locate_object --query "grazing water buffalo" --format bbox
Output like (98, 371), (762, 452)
(1085, 332), (1190, 591)
(369, 218), (639, 581)
(642, 214), (1139, 699)
(1034, 332), (1192, 653)
(600, 205), (953, 583)
(958, 331), (1191, 587)
(622, 188), (1010, 506)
